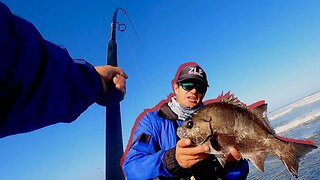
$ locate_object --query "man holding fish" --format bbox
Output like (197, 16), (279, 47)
(122, 62), (249, 179)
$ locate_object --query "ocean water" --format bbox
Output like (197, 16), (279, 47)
(247, 93), (320, 180)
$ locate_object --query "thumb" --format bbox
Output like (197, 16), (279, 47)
(177, 138), (191, 148)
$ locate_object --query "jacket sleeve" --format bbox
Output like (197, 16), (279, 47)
(122, 112), (172, 179)
(0, 2), (103, 138)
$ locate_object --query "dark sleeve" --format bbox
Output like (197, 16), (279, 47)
(189, 155), (249, 179)
(0, 2), (103, 138)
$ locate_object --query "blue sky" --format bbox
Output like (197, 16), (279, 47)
(1, 0), (320, 179)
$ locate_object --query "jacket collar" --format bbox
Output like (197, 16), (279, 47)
(157, 103), (178, 120)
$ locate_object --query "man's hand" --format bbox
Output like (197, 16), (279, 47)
(175, 138), (209, 168)
(95, 65), (128, 104)
(224, 147), (242, 162)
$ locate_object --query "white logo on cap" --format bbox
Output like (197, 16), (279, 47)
(188, 67), (203, 77)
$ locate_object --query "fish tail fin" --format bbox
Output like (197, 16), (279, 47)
(275, 136), (318, 178)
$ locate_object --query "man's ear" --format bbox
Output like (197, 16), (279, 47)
(173, 83), (179, 94)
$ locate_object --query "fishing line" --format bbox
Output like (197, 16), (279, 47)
(123, 32), (149, 95)
(117, 9), (150, 98)
(121, 9), (143, 48)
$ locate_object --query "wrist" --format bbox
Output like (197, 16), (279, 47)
(93, 66), (108, 106)
(163, 148), (191, 177)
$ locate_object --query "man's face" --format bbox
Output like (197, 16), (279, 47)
(173, 80), (206, 108)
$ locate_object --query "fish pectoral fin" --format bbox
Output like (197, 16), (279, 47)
(206, 142), (224, 154)
(244, 152), (266, 172)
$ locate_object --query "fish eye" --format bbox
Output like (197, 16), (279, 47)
(186, 121), (193, 129)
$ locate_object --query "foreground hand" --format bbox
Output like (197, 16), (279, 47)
(224, 147), (241, 162)
(95, 65), (128, 102)
(175, 138), (209, 168)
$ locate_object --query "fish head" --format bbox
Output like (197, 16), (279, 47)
(177, 114), (213, 145)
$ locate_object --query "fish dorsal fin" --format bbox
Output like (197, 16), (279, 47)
(217, 91), (247, 109)
(250, 103), (275, 134)
(250, 103), (267, 118)
(210, 91), (274, 134)
(215, 91), (274, 134)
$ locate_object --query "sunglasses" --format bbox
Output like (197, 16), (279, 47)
(179, 82), (207, 94)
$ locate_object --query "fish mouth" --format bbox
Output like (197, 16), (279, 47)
(198, 134), (213, 145)
(176, 127), (186, 139)
(177, 127), (213, 145)
(189, 134), (213, 146)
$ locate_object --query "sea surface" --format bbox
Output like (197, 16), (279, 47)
(247, 92), (320, 180)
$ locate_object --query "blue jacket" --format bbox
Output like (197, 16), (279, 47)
(0, 2), (103, 138)
(122, 103), (249, 180)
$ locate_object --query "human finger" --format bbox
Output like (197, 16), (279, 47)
(177, 143), (209, 156)
(183, 144), (209, 155)
(113, 74), (126, 90)
(176, 138), (191, 148)
(229, 147), (241, 161)
(181, 153), (209, 162)
(225, 147), (241, 161)
(176, 150), (209, 168)
(178, 153), (207, 161)
(112, 66), (128, 79)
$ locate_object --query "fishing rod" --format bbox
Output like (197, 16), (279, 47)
(105, 7), (127, 180)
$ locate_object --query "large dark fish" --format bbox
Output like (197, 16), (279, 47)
(177, 92), (317, 178)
